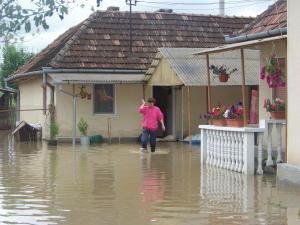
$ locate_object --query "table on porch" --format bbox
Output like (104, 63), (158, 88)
(199, 125), (265, 175)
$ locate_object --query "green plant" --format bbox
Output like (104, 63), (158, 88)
(264, 98), (285, 112)
(78, 118), (88, 136)
(209, 64), (238, 78)
(50, 122), (59, 138)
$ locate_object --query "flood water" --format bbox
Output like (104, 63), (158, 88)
(0, 132), (300, 225)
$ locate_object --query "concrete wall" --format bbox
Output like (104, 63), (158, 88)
(287, 0), (300, 166)
(175, 85), (244, 139)
(55, 83), (152, 139)
(19, 77), (48, 135)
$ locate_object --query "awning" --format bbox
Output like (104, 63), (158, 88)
(49, 73), (146, 84)
(193, 35), (287, 56)
(146, 48), (260, 86)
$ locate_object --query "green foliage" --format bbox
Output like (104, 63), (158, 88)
(50, 121), (59, 138)
(0, 44), (34, 87)
(78, 118), (88, 136)
(0, 0), (102, 41)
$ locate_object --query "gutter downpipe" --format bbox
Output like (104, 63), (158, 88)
(225, 27), (287, 44)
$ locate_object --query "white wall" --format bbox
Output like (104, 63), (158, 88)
(287, 0), (300, 166)
(55, 83), (152, 139)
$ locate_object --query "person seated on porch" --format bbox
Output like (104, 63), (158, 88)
(138, 97), (165, 152)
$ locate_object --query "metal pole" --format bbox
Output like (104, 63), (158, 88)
(240, 48), (247, 126)
(181, 87), (184, 141)
(72, 84), (76, 145)
(187, 86), (191, 145)
(129, 0), (132, 54)
(206, 54), (212, 112)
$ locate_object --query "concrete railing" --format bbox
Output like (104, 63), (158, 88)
(199, 125), (265, 175)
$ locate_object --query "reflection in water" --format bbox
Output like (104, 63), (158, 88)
(0, 132), (299, 225)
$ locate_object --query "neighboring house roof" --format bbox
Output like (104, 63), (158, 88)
(146, 48), (260, 86)
(14, 9), (253, 78)
(236, 0), (286, 36)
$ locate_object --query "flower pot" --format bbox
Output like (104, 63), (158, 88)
(226, 119), (244, 127)
(80, 136), (90, 145)
(210, 119), (227, 126)
(270, 111), (285, 120)
(219, 73), (229, 82)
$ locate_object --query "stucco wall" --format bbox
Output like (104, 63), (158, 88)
(259, 40), (287, 149)
(19, 78), (46, 126)
(56, 84), (152, 138)
(175, 86), (245, 139)
(287, 0), (300, 166)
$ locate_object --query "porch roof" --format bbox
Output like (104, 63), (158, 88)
(192, 35), (287, 56)
(146, 47), (260, 86)
(49, 72), (145, 84)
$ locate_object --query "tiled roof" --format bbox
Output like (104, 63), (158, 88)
(16, 10), (253, 74)
(236, 0), (286, 36)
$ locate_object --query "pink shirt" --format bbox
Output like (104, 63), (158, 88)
(138, 105), (164, 131)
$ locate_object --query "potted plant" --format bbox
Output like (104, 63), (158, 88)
(263, 98), (285, 119)
(209, 64), (238, 82)
(224, 102), (245, 127)
(78, 118), (90, 145)
(260, 53), (285, 88)
(205, 106), (227, 126)
(48, 121), (59, 146)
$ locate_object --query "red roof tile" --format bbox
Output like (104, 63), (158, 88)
(237, 0), (286, 36)
(16, 10), (253, 74)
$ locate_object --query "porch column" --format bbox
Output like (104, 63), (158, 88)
(240, 48), (247, 126)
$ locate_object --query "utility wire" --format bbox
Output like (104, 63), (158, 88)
(136, 0), (273, 6)
(138, 1), (274, 11)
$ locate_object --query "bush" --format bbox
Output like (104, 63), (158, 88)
(78, 118), (88, 136)
(50, 122), (59, 138)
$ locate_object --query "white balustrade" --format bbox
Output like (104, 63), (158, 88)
(200, 125), (265, 175)
(264, 120), (286, 166)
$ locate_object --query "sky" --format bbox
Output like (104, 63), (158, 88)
(18, 0), (276, 53)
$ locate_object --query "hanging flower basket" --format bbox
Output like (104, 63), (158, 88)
(209, 64), (238, 83)
(260, 53), (285, 88)
(226, 119), (244, 127)
(270, 111), (285, 120)
(219, 73), (229, 82)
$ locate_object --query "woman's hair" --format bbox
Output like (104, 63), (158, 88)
(147, 97), (156, 104)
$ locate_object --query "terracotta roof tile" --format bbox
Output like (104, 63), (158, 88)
(237, 0), (286, 36)
(16, 10), (253, 74)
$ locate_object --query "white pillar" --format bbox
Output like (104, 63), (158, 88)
(276, 124), (283, 163)
(266, 123), (274, 166)
(257, 133), (264, 175)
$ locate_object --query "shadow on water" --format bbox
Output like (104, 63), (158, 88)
(0, 136), (299, 225)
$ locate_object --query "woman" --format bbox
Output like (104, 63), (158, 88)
(138, 97), (165, 152)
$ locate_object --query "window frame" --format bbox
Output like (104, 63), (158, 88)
(93, 84), (117, 115)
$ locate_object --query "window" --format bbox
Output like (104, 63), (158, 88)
(94, 84), (115, 114)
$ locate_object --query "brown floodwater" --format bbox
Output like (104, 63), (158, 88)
(0, 132), (300, 225)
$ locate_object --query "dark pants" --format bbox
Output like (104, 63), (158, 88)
(141, 128), (157, 152)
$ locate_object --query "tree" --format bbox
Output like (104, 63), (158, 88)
(0, 44), (35, 87)
(0, 0), (103, 41)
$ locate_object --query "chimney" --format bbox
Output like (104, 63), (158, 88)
(219, 0), (225, 16)
(156, 9), (173, 13)
(107, 6), (120, 11)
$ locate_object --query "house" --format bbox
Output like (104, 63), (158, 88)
(194, 0), (288, 175)
(281, 0), (300, 185)
(6, 7), (253, 141)
(145, 47), (260, 140)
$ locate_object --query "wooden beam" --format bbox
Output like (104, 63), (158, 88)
(206, 54), (212, 112)
(240, 48), (247, 126)
(187, 86), (191, 144)
(142, 84), (146, 99)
